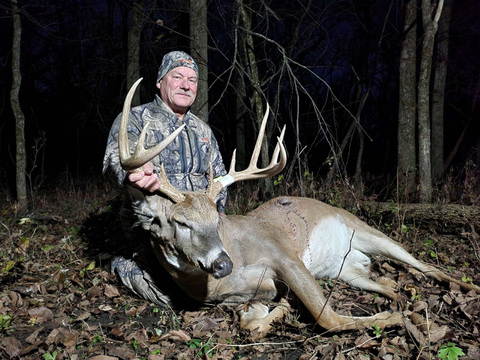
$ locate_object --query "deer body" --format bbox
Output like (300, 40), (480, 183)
(118, 79), (479, 339)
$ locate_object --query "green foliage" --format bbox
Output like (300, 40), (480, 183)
(79, 261), (95, 277)
(372, 323), (382, 338)
(318, 279), (334, 289)
(90, 334), (104, 347)
(437, 342), (465, 360)
(0, 314), (12, 330)
(273, 174), (283, 186)
(43, 351), (58, 360)
(461, 273), (473, 285)
(188, 338), (216, 358)
(1, 260), (16, 273)
(424, 238), (438, 259)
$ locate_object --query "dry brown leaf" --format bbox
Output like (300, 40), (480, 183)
(25, 326), (44, 344)
(193, 317), (220, 333)
(74, 311), (91, 322)
(412, 300), (428, 312)
(354, 333), (380, 349)
(429, 325), (454, 343)
(160, 329), (191, 342)
(63, 329), (80, 351)
(89, 356), (119, 360)
(147, 354), (163, 360)
(125, 307), (137, 317)
(99, 304), (113, 311)
(28, 306), (53, 323)
(404, 318), (425, 344)
(45, 328), (60, 345)
(111, 324), (123, 337)
(1, 335), (22, 358)
(86, 286), (102, 299)
(52, 268), (66, 283)
(8, 291), (23, 309)
(104, 284), (120, 298)
(410, 312), (428, 332)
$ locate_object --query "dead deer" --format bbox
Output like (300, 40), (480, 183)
(118, 78), (480, 338)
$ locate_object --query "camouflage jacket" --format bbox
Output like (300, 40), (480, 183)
(103, 95), (227, 217)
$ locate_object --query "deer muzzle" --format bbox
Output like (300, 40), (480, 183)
(211, 252), (233, 279)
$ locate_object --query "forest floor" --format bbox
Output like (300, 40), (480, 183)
(1, 181), (479, 360)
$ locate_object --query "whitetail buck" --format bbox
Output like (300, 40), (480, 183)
(118, 78), (480, 338)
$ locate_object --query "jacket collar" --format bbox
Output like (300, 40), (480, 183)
(154, 95), (192, 127)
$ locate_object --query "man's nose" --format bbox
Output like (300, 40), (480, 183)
(180, 78), (190, 89)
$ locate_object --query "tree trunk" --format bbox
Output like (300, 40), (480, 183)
(237, 0), (273, 195)
(418, 0), (443, 203)
(432, 0), (451, 179)
(362, 202), (480, 230)
(190, 0), (208, 121)
(232, 11), (247, 169)
(10, 0), (28, 214)
(397, 0), (417, 199)
(126, 0), (144, 107)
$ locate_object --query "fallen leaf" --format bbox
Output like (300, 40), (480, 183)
(52, 268), (66, 283)
(104, 284), (120, 298)
(8, 291), (23, 309)
(1, 335), (22, 358)
(28, 306), (53, 323)
(160, 329), (191, 342)
(74, 311), (91, 322)
(25, 326), (45, 344)
(405, 318), (425, 345)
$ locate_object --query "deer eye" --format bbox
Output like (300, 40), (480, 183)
(175, 222), (190, 232)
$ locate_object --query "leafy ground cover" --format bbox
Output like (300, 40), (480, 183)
(1, 182), (479, 360)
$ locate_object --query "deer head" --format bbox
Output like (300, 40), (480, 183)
(118, 78), (286, 279)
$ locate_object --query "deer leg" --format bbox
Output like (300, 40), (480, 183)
(338, 267), (400, 301)
(238, 298), (290, 339)
(278, 257), (405, 332)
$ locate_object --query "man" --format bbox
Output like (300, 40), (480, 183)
(103, 51), (227, 305)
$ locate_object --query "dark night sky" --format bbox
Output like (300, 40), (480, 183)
(1, 0), (479, 195)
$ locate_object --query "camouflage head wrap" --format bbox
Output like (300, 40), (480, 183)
(156, 51), (199, 82)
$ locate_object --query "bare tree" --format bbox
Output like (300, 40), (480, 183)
(126, 0), (145, 106)
(432, 0), (451, 180)
(397, 0), (417, 198)
(190, 0), (208, 121)
(236, 0), (273, 195)
(418, 0), (444, 202)
(10, 0), (27, 214)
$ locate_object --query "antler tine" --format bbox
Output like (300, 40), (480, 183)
(229, 104), (287, 182)
(118, 77), (186, 203)
(209, 103), (287, 202)
(119, 77), (185, 171)
(157, 164), (186, 203)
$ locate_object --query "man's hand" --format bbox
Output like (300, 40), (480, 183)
(127, 161), (161, 192)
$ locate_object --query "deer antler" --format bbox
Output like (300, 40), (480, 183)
(208, 104), (287, 201)
(118, 77), (185, 203)
(119, 78), (185, 171)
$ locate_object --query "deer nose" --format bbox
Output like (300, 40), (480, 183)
(212, 254), (233, 279)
